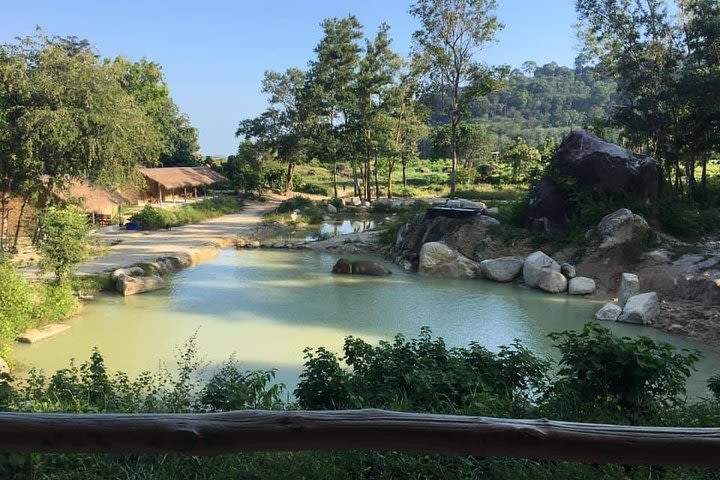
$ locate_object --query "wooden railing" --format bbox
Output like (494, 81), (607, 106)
(1, 409), (719, 467)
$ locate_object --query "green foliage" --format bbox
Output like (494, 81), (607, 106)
(130, 197), (243, 230)
(33, 283), (78, 324)
(38, 206), (91, 283)
(0, 261), (35, 358)
(545, 323), (700, 421)
(295, 327), (548, 413)
(199, 360), (285, 411)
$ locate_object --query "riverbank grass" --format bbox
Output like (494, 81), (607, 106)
(130, 197), (244, 230)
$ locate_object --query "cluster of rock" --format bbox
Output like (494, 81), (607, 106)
(594, 273), (659, 325)
(112, 266), (165, 296)
(418, 242), (596, 295)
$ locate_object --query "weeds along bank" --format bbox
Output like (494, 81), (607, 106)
(128, 197), (244, 230)
(1, 325), (720, 479)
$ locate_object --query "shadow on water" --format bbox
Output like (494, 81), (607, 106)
(14, 248), (720, 397)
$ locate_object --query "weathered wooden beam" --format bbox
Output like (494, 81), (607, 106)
(0, 410), (718, 466)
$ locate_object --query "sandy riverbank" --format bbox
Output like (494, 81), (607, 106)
(77, 196), (283, 276)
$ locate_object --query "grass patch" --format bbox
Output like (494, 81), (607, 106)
(130, 197), (243, 230)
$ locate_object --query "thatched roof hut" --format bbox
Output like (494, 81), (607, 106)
(51, 180), (129, 216)
(139, 167), (228, 190)
(139, 167), (228, 203)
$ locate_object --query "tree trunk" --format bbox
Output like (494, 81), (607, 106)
(373, 155), (380, 200)
(0, 190), (8, 252)
(402, 159), (407, 189)
(285, 161), (296, 193)
(450, 116), (459, 198)
(352, 161), (360, 197)
(12, 194), (29, 252)
(701, 153), (708, 205)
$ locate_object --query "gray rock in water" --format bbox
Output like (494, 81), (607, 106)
(117, 274), (165, 296)
(327, 203), (337, 214)
(523, 251), (561, 288)
(619, 273), (640, 307)
(537, 270), (568, 293)
(618, 292), (659, 325)
(596, 209), (650, 249)
(476, 214), (500, 227)
(568, 276), (596, 295)
(479, 256), (524, 282)
(560, 263), (576, 279)
(419, 242), (480, 279)
(595, 303), (622, 321)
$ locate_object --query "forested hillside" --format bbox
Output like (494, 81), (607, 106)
(425, 61), (617, 146)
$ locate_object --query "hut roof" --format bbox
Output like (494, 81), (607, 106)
(139, 167), (228, 189)
(44, 177), (129, 215)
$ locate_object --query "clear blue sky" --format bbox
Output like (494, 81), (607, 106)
(1, 1), (579, 156)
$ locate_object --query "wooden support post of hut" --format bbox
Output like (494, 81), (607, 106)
(139, 167), (229, 206)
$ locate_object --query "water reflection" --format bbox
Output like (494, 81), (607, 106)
(14, 249), (720, 397)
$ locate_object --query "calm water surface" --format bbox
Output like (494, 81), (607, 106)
(15, 249), (720, 397)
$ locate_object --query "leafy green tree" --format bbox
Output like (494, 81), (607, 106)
(410, 0), (505, 197)
(114, 57), (200, 167)
(305, 16), (363, 198)
(352, 24), (402, 201)
(38, 205), (91, 284)
(504, 137), (541, 182)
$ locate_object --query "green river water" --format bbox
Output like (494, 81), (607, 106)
(14, 247), (720, 398)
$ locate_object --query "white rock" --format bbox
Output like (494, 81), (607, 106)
(596, 208), (650, 249)
(111, 266), (144, 281)
(0, 357), (9, 376)
(350, 196), (362, 206)
(568, 276), (596, 295)
(485, 207), (500, 216)
(618, 292), (659, 325)
(522, 251), (561, 288)
(618, 273), (640, 307)
(327, 203), (337, 214)
(537, 270), (568, 293)
(560, 263), (576, 279)
(419, 242), (480, 279)
(447, 199), (487, 211)
(476, 215), (500, 226)
(595, 303), (622, 321)
(479, 256), (524, 282)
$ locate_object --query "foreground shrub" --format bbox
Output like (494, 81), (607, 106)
(0, 262), (35, 358)
(544, 323), (700, 422)
(38, 206), (92, 283)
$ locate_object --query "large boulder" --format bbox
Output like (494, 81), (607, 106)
(480, 256), (524, 282)
(618, 273), (640, 307)
(537, 270), (568, 293)
(419, 242), (480, 279)
(526, 130), (660, 232)
(560, 263), (576, 279)
(568, 276), (596, 295)
(327, 203), (338, 214)
(117, 274), (165, 296)
(111, 266), (144, 281)
(618, 292), (659, 325)
(595, 303), (622, 321)
(332, 258), (391, 276)
(595, 209), (651, 249)
(522, 251), (561, 288)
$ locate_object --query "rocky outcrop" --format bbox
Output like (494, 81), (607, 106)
(568, 276), (596, 295)
(327, 203), (337, 214)
(111, 266), (144, 281)
(479, 256), (524, 282)
(418, 242), (480, 279)
(526, 130), (660, 232)
(476, 215), (500, 226)
(522, 251), (561, 288)
(618, 292), (659, 325)
(595, 303), (622, 321)
(117, 274), (165, 296)
(595, 209), (651, 250)
(619, 273), (640, 307)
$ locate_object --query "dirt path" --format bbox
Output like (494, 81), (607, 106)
(76, 198), (280, 276)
